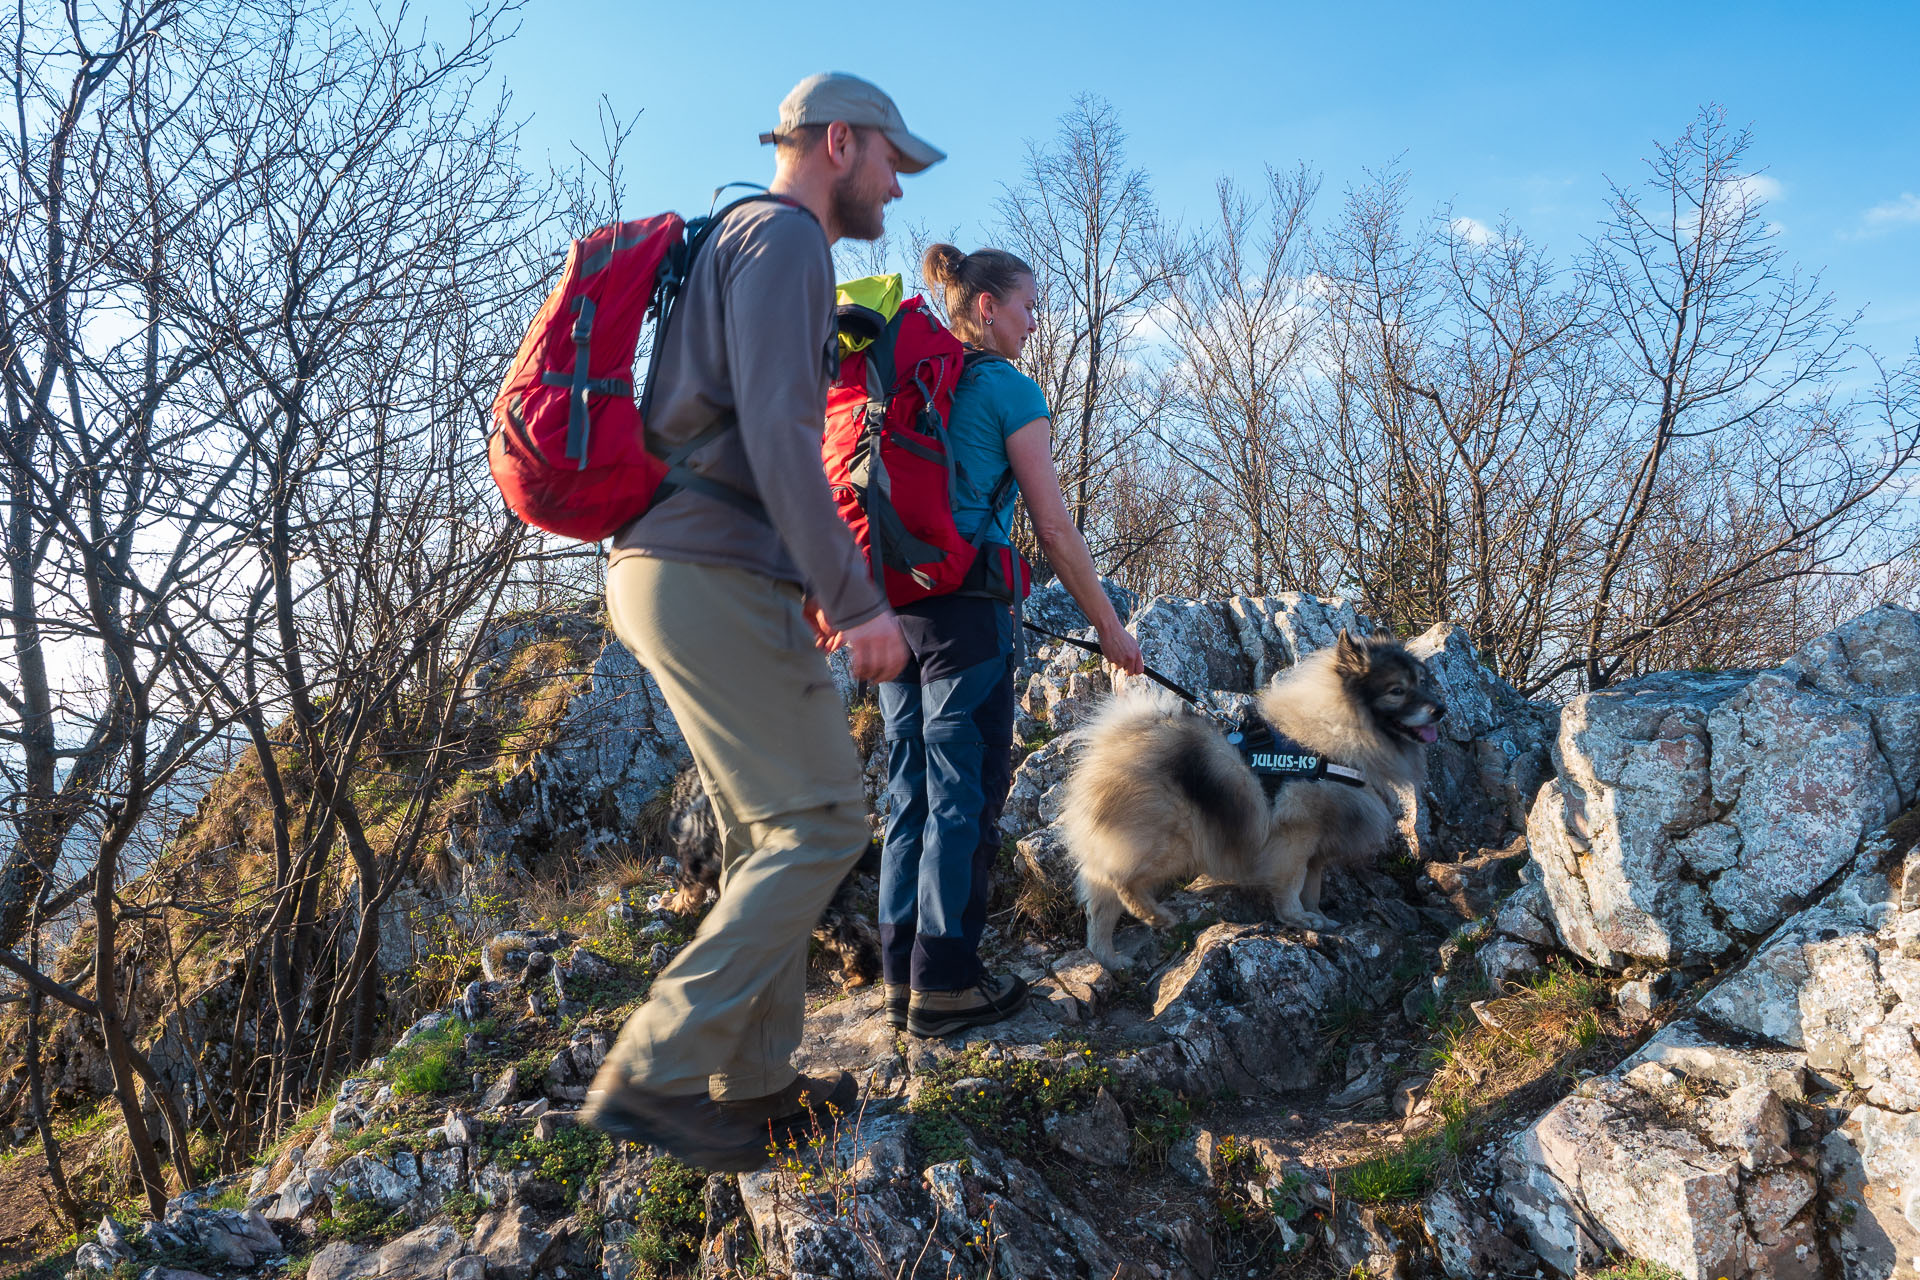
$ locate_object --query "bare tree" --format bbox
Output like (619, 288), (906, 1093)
(996, 95), (1184, 553)
(1158, 166), (1322, 595)
(1559, 106), (1920, 688)
(1, 0), (547, 1209)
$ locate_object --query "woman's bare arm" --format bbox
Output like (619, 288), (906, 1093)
(1005, 418), (1144, 675)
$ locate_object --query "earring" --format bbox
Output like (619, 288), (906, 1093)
(986, 317), (994, 326)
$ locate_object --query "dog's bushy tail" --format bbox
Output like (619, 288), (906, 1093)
(1056, 684), (1186, 869)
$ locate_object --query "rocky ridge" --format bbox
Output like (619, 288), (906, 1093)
(35, 594), (1920, 1280)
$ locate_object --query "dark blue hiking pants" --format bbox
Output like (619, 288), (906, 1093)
(877, 596), (1018, 992)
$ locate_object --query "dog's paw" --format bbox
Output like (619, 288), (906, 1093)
(1089, 949), (1129, 971)
(1148, 907), (1178, 929)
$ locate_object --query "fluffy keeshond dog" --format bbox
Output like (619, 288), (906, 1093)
(1059, 631), (1445, 968)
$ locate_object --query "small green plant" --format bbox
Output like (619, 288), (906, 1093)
(483, 1121), (613, 1208)
(624, 1156), (708, 1273)
(1589, 1260), (1684, 1280)
(1129, 1086), (1193, 1165)
(441, 1190), (487, 1230)
(1341, 1137), (1445, 1202)
(1262, 1172), (1311, 1225)
(1209, 1136), (1314, 1267)
(202, 1184), (248, 1212)
(908, 1042), (1110, 1161)
(1339, 1104), (1473, 1203)
(384, 1016), (479, 1098)
(314, 1189), (405, 1244)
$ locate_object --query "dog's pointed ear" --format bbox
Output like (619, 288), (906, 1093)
(1333, 629), (1370, 679)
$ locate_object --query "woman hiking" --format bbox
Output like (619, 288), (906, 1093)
(880, 243), (1146, 1037)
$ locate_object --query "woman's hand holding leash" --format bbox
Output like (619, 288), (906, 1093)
(1097, 622), (1145, 676)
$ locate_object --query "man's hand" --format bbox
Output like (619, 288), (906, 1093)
(842, 612), (909, 682)
(803, 597), (838, 650)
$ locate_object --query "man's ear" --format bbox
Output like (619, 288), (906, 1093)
(1333, 629), (1369, 679)
(824, 120), (860, 170)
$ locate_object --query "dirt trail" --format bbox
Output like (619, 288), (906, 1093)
(0, 1152), (63, 1271)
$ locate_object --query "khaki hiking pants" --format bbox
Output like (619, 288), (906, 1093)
(595, 555), (869, 1101)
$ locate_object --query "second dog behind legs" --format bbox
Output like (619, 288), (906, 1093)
(661, 768), (883, 987)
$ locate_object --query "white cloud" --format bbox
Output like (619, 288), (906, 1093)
(1864, 193), (1920, 228)
(1449, 216), (1495, 246)
(1677, 173), (1784, 239)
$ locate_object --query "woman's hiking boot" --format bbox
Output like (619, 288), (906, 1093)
(884, 983), (909, 1031)
(907, 972), (1029, 1037)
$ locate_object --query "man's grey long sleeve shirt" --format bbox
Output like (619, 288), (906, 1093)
(610, 199), (887, 631)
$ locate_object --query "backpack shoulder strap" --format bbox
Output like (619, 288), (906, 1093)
(634, 189), (805, 525)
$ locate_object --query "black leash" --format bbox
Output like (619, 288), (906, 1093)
(1018, 618), (1370, 791)
(1019, 619), (1212, 710)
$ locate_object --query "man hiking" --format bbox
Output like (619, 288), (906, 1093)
(581, 73), (941, 1171)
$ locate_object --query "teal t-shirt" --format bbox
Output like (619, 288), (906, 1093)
(946, 357), (1050, 546)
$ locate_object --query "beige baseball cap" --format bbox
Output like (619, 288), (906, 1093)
(759, 72), (945, 174)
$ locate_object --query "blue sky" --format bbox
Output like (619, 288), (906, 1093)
(431, 0), (1920, 356)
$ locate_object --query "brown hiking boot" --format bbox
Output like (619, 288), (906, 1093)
(717, 1071), (857, 1139)
(884, 983), (909, 1031)
(907, 972), (1029, 1038)
(580, 1081), (770, 1172)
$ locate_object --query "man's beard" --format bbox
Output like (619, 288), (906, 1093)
(831, 168), (888, 241)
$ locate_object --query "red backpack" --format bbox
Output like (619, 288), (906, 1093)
(489, 195), (788, 542)
(822, 277), (1031, 607)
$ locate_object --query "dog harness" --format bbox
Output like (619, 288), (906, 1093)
(1227, 715), (1368, 800)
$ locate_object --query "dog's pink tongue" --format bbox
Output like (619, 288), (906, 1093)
(1415, 724), (1439, 744)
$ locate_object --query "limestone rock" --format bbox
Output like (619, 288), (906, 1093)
(790, 985), (906, 1096)
(1327, 1200), (1419, 1280)
(471, 1201), (555, 1280)
(1785, 603), (1920, 806)
(1129, 592), (1367, 700)
(1492, 880), (1557, 947)
(1148, 920), (1402, 1095)
(1705, 1083), (1791, 1170)
(334, 1151), (423, 1211)
(307, 1243), (370, 1280)
(1499, 1077), (1747, 1278)
(1168, 1128), (1217, 1187)
(368, 1225), (468, 1280)
(479, 1065), (519, 1111)
(93, 1218), (135, 1262)
(1021, 578), (1137, 657)
(1820, 1104), (1920, 1279)
(1420, 1184), (1536, 1280)
(1476, 939), (1543, 988)
(1043, 1087), (1129, 1166)
(1697, 855), (1920, 1111)
(1422, 841), (1529, 920)
(1407, 623), (1558, 852)
(999, 733), (1084, 841)
(1617, 1019), (1808, 1102)
(72, 1243), (119, 1274)
(265, 1167), (333, 1222)
(1013, 824), (1076, 889)
(1530, 614), (1912, 970)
